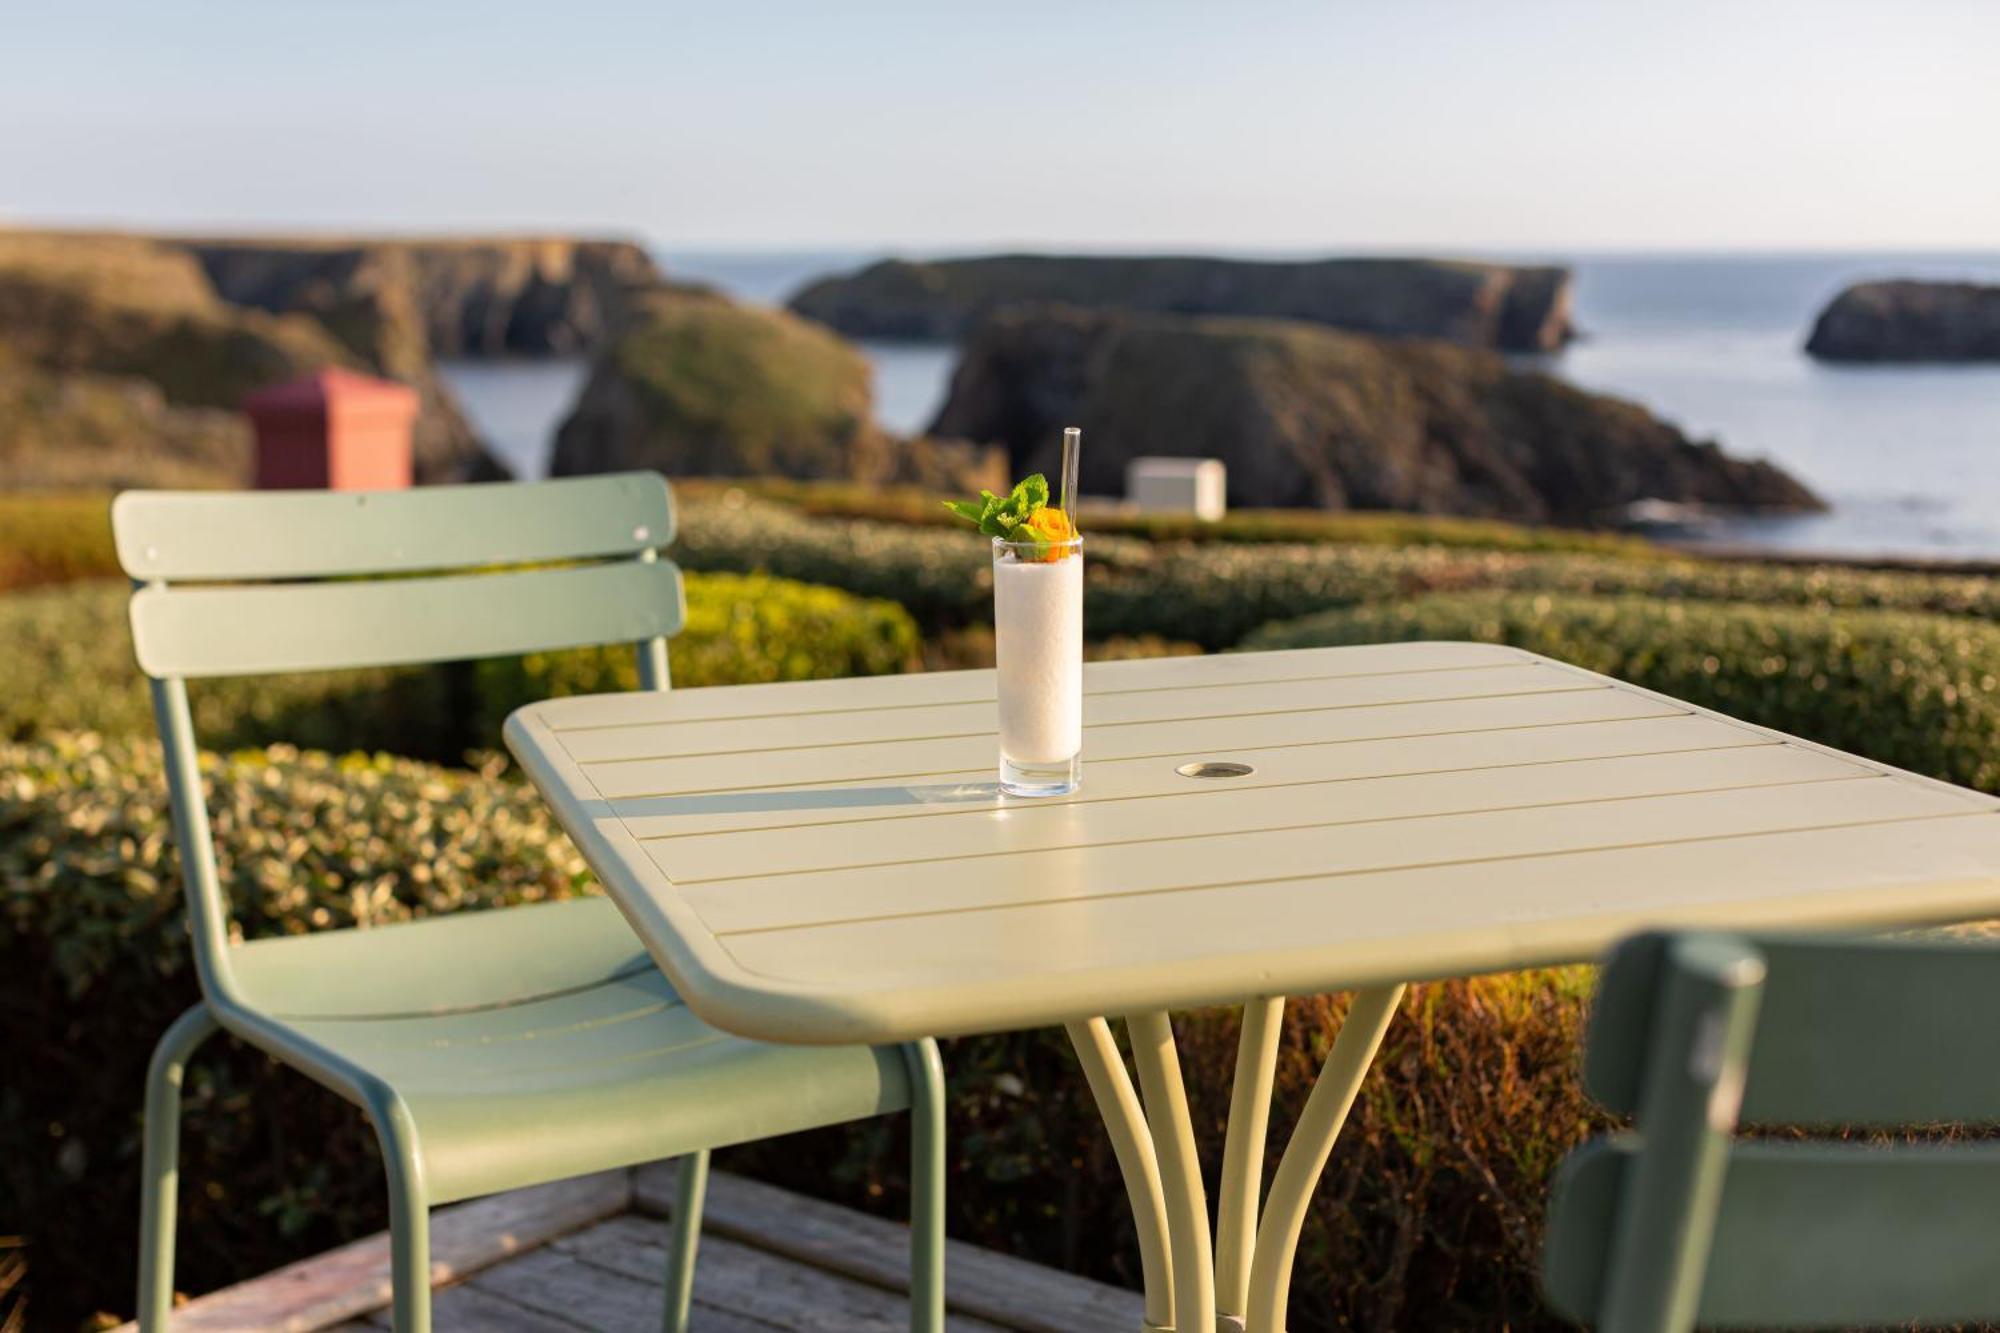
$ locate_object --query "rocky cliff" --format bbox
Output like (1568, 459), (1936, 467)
(1806, 280), (2000, 361)
(172, 241), (496, 480)
(0, 229), (513, 484)
(188, 236), (658, 357)
(551, 285), (1002, 490)
(0, 231), (338, 487)
(790, 254), (1574, 352)
(931, 306), (1820, 526)
(0, 360), (250, 490)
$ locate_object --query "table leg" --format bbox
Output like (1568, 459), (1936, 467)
(1069, 988), (1403, 1333)
(1214, 998), (1285, 1327)
(1125, 1012), (1216, 1333)
(1244, 984), (1406, 1333)
(1067, 1018), (1177, 1332)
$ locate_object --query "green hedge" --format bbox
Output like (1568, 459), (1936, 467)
(0, 572), (920, 760)
(734, 973), (1608, 1329)
(15, 485), (2000, 649)
(0, 491), (123, 590)
(1244, 590), (2000, 793)
(1092, 541), (2000, 648)
(685, 477), (1664, 556)
(3, 726), (1606, 1330)
(673, 495), (2000, 649)
(676, 493), (1009, 621)
(1, 733), (593, 1330)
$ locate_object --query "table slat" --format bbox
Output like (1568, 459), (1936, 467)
(558, 662), (1578, 763)
(502, 643), (2000, 1045)
(681, 777), (1984, 935)
(538, 641), (1529, 730)
(610, 713), (1772, 839)
(651, 744), (1870, 884)
(712, 813), (2000, 1039)
(576, 686), (1680, 799)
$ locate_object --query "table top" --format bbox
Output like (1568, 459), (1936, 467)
(505, 642), (2000, 1045)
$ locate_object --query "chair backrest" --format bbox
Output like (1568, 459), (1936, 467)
(1543, 929), (2000, 1333)
(112, 473), (684, 1008)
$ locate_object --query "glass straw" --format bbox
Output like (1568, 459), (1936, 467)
(1060, 426), (1081, 524)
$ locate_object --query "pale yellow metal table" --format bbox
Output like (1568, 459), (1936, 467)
(506, 642), (2000, 1333)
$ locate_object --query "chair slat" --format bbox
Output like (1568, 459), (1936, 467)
(1588, 932), (2000, 1126)
(113, 473), (674, 580)
(1548, 1138), (2000, 1328)
(130, 559), (685, 678)
(1735, 935), (2000, 1126)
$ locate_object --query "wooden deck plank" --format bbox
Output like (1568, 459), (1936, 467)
(360, 1283), (595, 1332)
(556, 1214), (1007, 1333)
(112, 1170), (628, 1332)
(465, 1245), (691, 1331)
(633, 1163), (1147, 1333)
(125, 1164), (1146, 1332)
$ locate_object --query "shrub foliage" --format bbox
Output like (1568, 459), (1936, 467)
(1245, 590), (2000, 793)
(731, 975), (1606, 1331)
(685, 477), (1664, 556)
(3, 725), (1606, 1331)
(0, 491), (125, 590)
(0, 572), (920, 758)
(1, 733), (591, 1330)
(16, 486), (2000, 1329)
(674, 494), (2000, 647)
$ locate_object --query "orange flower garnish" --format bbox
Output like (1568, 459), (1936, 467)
(1023, 506), (1075, 560)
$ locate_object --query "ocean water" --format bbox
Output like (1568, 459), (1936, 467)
(452, 249), (2000, 558)
(1553, 253), (2000, 558)
(435, 356), (589, 480)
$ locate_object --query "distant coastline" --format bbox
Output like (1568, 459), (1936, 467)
(643, 248), (2000, 561)
(428, 246), (2000, 560)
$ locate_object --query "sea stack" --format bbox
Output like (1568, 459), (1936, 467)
(790, 254), (1574, 352)
(1806, 279), (2000, 362)
(932, 306), (1823, 525)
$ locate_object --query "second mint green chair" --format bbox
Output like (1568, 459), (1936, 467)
(114, 473), (946, 1332)
(1542, 929), (2000, 1332)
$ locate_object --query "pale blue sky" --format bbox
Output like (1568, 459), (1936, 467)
(3, 0), (1996, 252)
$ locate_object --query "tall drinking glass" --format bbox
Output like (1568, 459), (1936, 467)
(992, 534), (1084, 796)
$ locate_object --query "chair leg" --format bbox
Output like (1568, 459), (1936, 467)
(370, 1095), (432, 1333)
(137, 1004), (220, 1332)
(902, 1039), (947, 1333)
(662, 1150), (712, 1333)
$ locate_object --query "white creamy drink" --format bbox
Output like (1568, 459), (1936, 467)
(994, 547), (1083, 770)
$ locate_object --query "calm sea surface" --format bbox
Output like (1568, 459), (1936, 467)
(448, 250), (2000, 559)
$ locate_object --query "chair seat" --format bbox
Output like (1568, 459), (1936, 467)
(227, 897), (911, 1204)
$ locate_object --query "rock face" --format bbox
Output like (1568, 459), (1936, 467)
(553, 287), (876, 479)
(174, 242), (492, 480)
(790, 254), (1574, 352)
(0, 362), (250, 490)
(1806, 280), (2000, 362)
(931, 307), (1821, 525)
(0, 232), (347, 401)
(0, 230), (508, 483)
(189, 236), (658, 357)
(551, 286), (1003, 490)
(0, 231), (340, 487)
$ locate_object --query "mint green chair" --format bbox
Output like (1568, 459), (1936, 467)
(1543, 929), (2000, 1332)
(113, 473), (946, 1333)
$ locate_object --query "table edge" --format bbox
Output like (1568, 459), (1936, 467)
(503, 644), (2000, 1045)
